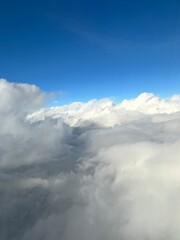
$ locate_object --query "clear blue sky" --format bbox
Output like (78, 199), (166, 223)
(0, 0), (180, 103)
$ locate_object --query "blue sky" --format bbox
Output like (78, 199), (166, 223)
(0, 0), (180, 104)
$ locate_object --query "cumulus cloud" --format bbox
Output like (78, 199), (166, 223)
(0, 78), (180, 240)
(27, 92), (180, 127)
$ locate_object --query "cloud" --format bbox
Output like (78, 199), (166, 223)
(0, 79), (180, 240)
(28, 92), (180, 127)
(0, 79), (46, 114)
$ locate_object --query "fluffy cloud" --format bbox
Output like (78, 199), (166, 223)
(27, 92), (180, 127)
(0, 79), (46, 114)
(0, 79), (180, 240)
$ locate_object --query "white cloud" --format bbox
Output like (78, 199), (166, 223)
(0, 78), (46, 114)
(27, 92), (180, 127)
(0, 79), (180, 240)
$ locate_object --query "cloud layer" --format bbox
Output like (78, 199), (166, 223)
(1, 79), (180, 240)
(27, 92), (180, 127)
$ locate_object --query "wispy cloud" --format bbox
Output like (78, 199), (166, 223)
(60, 18), (180, 53)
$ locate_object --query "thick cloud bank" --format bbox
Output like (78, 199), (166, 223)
(1, 79), (180, 240)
